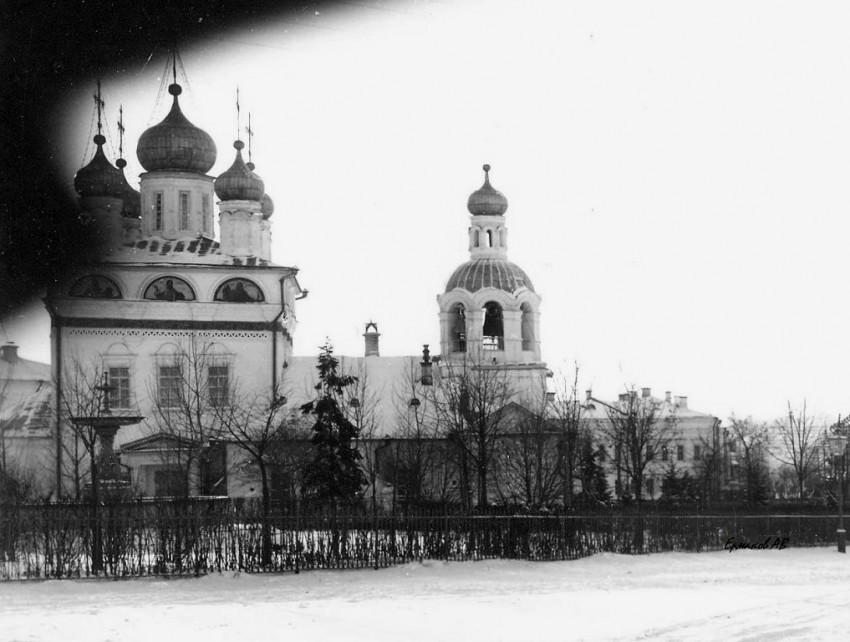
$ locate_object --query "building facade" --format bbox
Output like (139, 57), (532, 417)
(46, 76), (303, 498)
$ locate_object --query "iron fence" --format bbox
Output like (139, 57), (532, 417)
(0, 501), (839, 580)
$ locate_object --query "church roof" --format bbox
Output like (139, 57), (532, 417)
(102, 235), (276, 267)
(445, 259), (535, 294)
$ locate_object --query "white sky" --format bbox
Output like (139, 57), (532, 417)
(4, 0), (850, 422)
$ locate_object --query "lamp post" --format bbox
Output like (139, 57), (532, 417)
(827, 431), (848, 554)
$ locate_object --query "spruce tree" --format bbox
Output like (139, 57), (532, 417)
(301, 342), (365, 508)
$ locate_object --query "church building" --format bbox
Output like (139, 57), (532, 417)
(46, 72), (303, 497)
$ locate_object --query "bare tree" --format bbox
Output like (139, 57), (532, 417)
(771, 401), (822, 499)
(596, 389), (677, 505)
(390, 358), (456, 508)
(341, 359), (386, 510)
(144, 338), (230, 498)
(493, 396), (562, 509)
(57, 357), (104, 499)
(727, 416), (772, 504)
(432, 351), (517, 509)
(691, 420), (724, 504)
(549, 369), (584, 508)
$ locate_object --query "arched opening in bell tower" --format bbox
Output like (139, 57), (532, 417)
(482, 301), (504, 351)
(450, 304), (467, 353)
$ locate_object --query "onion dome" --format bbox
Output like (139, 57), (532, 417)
(467, 164), (508, 216)
(261, 193), (274, 220)
(74, 134), (124, 198)
(136, 83), (217, 173)
(214, 140), (265, 201)
(116, 158), (141, 218)
(445, 259), (534, 294)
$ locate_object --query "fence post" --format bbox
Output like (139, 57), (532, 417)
(373, 501), (379, 570)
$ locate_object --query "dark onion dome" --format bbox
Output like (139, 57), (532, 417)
(136, 83), (217, 173)
(116, 158), (141, 218)
(261, 193), (274, 220)
(445, 258), (534, 294)
(74, 134), (125, 198)
(467, 164), (508, 216)
(214, 140), (265, 201)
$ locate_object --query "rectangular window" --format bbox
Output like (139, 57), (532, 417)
(179, 191), (190, 229)
(677, 445), (684, 461)
(646, 446), (654, 460)
(202, 194), (210, 234)
(208, 365), (229, 407)
(154, 192), (163, 230)
(108, 366), (130, 409)
(661, 445), (669, 461)
(645, 477), (655, 497)
(693, 445), (702, 460)
(158, 365), (182, 408)
(598, 445), (606, 462)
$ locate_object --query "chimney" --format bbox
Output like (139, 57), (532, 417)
(641, 387), (651, 399)
(586, 389), (593, 402)
(1, 342), (19, 362)
(618, 393), (629, 402)
(676, 396), (688, 409)
(665, 391), (672, 403)
(363, 322), (380, 357)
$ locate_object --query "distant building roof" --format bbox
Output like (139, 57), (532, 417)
(286, 355), (418, 437)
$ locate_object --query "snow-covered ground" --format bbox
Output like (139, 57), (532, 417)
(2, 548), (850, 641)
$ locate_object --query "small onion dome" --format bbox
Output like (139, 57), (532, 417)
(136, 83), (217, 173)
(445, 258), (534, 294)
(467, 164), (508, 216)
(261, 193), (274, 220)
(214, 140), (265, 201)
(116, 158), (141, 218)
(74, 134), (124, 198)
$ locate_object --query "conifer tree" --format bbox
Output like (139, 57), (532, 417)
(301, 342), (365, 507)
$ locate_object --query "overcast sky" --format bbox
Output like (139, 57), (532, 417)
(4, 0), (850, 422)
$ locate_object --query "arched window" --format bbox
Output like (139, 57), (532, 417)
(450, 304), (466, 353)
(486, 229), (493, 247)
(474, 230), (480, 248)
(214, 278), (265, 303)
(521, 302), (534, 351)
(69, 275), (122, 299)
(143, 276), (196, 301)
(482, 301), (504, 351)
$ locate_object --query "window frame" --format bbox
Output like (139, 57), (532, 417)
(208, 364), (230, 408)
(154, 192), (163, 231)
(179, 191), (190, 230)
(158, 364), (183, 409)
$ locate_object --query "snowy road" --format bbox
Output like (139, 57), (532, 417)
(2, 548), (850, 641)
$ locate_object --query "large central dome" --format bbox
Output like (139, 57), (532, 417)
(136, 84), (217, 174)
(445, 259), (534, 294)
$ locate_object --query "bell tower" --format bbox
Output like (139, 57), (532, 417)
(437, 165), (546, 398)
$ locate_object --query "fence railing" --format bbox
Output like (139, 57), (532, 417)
(0, 501), (839, 580)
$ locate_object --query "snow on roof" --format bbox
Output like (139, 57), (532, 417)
(0, 385), (53, 434)
(102, 235), (278, 267)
